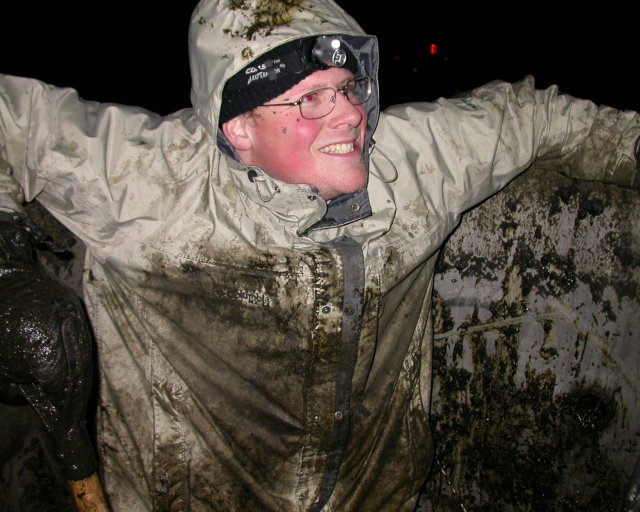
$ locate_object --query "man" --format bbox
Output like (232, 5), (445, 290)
(1, 0), (638, 511)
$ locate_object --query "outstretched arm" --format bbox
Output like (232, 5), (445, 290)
(378, 75), (639, 221)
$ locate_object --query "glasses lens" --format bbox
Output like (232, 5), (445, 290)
(299, 88), (335, 119)
(346, 77), (371, 105)
(298, 77), (371, 119)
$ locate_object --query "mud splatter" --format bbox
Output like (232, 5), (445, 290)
(226, 0), (303, 40)
(423, 168), (638, 511)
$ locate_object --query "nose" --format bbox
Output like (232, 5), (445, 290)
(328, 91), (364, 127)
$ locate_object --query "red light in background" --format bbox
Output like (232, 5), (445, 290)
(429, 43), (438, 56)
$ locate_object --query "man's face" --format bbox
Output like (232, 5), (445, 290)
(225, 68), (369, 200)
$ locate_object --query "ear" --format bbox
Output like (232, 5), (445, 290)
(221, 115), (253, 152)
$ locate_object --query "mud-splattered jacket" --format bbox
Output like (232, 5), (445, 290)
(1, 0), (639, 510)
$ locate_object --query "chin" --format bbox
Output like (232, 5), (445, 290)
(326, 181), (367, 200)
(347, 173), (368, 194)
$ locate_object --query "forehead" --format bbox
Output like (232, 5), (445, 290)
(276, 68), (356, 101)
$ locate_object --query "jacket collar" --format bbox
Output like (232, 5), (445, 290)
(303, 188), (372, 236)
(226, 157), (372, 237)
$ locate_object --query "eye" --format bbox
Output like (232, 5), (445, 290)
(300, 91), (321, 104)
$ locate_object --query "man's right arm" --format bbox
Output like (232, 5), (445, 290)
(0, 74), (88, 216)
(0, 75), (56, 211)
(0, 73), (170, 246)
(0, 75), (34, 213)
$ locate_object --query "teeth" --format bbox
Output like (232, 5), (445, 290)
(319, 142), (354, 154)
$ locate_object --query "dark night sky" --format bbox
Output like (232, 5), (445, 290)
(3, 2), (639, 115)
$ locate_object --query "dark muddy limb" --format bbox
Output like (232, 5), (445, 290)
(0, 212), (110, 511)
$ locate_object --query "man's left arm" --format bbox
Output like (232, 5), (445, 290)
(472, 75), (640, 191)
(377, 75), (638, 223)
(532, 94), (639, 191)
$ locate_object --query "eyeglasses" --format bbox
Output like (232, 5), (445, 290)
(261, 76), (371, 120)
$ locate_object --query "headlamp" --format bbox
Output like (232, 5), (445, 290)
(310, 36), (349, 69)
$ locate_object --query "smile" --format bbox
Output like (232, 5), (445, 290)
(319, 142), (354, 154)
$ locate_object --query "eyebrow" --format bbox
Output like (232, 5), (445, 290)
(279, 83), (328, 102)
(282, 77), (354, 101)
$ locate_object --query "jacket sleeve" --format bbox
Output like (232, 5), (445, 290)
(0, 74), (89, 214)
(377, 75), (639, 220)
(0, 76), (29, 213)
(470, 75), (639, 190)
(0, 74), (169, 245)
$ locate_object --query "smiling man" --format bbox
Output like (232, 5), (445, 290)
(0, 0), (639, 511)
(218, 35), (371, 201)
(222, 66), (369, 200)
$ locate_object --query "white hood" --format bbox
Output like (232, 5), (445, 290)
(187, 0), (380, 147)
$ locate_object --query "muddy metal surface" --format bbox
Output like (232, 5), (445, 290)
(420, 167), (639, 511)
(1, 167), (638, 510)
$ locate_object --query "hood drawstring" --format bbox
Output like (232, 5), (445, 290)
(369, 140), (399, 183)
(247, 168), (280, 202)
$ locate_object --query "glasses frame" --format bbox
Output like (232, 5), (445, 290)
(260, 76), (371, 120)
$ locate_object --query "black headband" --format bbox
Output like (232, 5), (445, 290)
(219, 36), (359, 125)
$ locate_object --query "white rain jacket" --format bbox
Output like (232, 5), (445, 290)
(1, 0), (639, 510)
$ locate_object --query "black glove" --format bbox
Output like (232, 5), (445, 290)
(0, 211), (97, 481)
